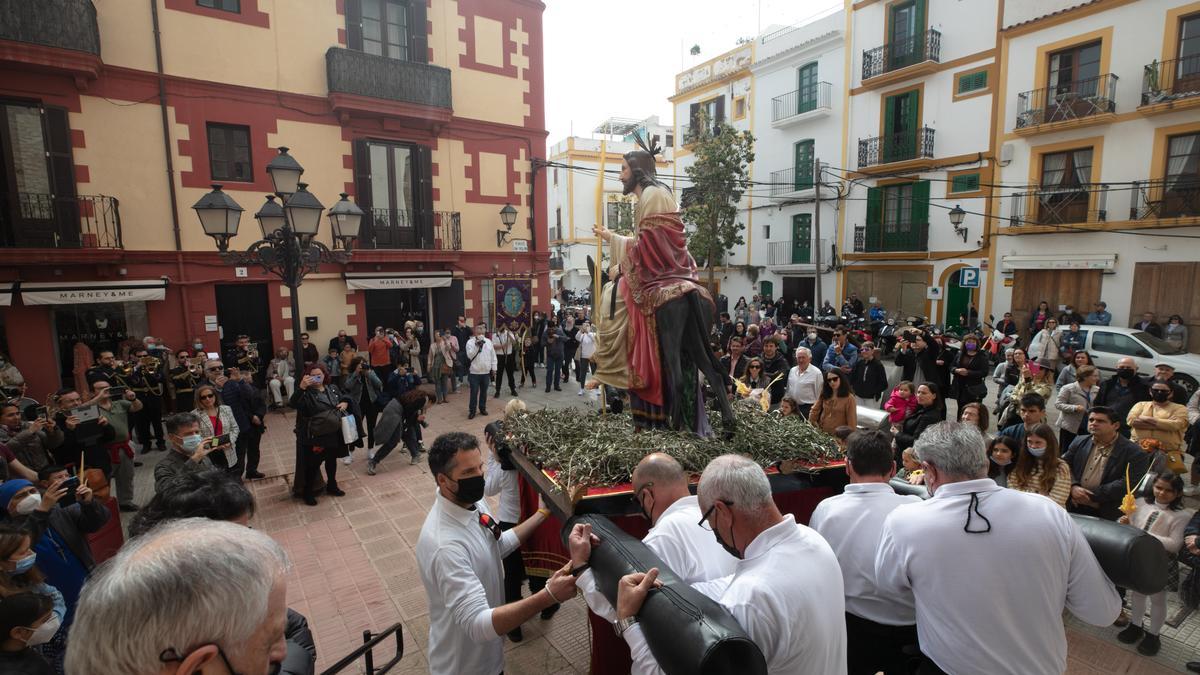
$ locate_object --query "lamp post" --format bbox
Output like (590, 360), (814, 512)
(948, 204), (967, 242)
(496, 202), (518, 247)
(193, 147), (363, 495)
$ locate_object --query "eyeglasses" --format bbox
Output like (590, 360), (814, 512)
(697, 500), (732, 531)
(633, 481), (653, 505)
(748, 365), (761, 369)
(206, 366), (222, 371)
(198, 394), (216, 400)
(827, 377), (840, 382)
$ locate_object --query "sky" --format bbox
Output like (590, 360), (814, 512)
(542, 0), (843, 152)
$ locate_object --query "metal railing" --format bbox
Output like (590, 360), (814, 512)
(769, 162), (830, 196)
(359, 209), (461, 250)
(1, 192), (122, 248)
(857, 127), (935, 168)
(0, 0), (101, 57)
(1142, 55), (1200, 106)
(1130, 177), (1200, 220)
(768, 237), (831, 265)
(326, 47), (452, 109)
(319, 623), (403, 675)
(862, 29), (941, 80)
(853, 222), (929, 253)
(549, 256), (564, 270)
(771, 82), (832, 122)
(1016, 73), (1118, 129)
(1008, 185), (1109, 227)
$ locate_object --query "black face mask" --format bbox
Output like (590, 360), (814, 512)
(1152, 390), (1171, 403)
(713, 511), (742, 560)
(1117, 367), (1136, 380)
(449, 475), (486, 504)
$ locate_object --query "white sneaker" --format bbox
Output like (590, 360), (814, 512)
(342, 454), (353, 466)
(578, 389), (584, 396)
(1185, 485), (1200, 497)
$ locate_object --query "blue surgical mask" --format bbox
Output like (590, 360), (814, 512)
(1026, 444), (1046, 458)
(181, 434), (203, 452)
(11, 552), (35, 575)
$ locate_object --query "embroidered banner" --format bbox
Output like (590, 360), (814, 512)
(494, 279), (531, 331)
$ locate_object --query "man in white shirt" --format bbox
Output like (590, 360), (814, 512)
(614, 454), (847, 674)
(786, 346), (823, 418)
(874, 422), (1121, 675)
(416, 431), (577, 675)
(482, 421), (526, 641)
(810, 429), (921, 675)
(465, 323), (497, 420)
(567, 453), (738, 621)
(491, 323), (518, 399)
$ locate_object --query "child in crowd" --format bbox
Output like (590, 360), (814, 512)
(884, 381), (918, 424)
(896, 447), (923, 484)
(987, 436), (1019, 488)
(833, 426), (854, 453)
(777, 396), (800, 418)
(1117, 474), (1192, 656)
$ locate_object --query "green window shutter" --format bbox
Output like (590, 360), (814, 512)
(958, 70), (988, 94)
(950, 173), (980, 193)
(904, 90), (919, 134)
(883, 94), (897, 140)
(794, 139), (814, 190)
(914, 0), (926, 35)
(909, 180), (930, 223)
(866, 187), (883, 225)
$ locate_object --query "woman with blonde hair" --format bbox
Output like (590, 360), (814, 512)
(192, 383), (239, 472)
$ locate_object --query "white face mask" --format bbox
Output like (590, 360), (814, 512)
(14, 493), (41, 515)
(22, 614), (60, 646)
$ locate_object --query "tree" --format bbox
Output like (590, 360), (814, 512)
(681, 111), (755, 292)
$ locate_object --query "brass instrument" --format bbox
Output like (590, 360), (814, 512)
(139, 355), (162, 375)
(114, 360), (135, 380)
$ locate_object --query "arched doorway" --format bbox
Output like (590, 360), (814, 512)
(944, 268), (973, 331)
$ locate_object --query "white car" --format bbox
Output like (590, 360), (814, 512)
(1072, 326), (1198, 395)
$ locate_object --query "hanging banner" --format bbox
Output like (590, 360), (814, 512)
(20, 279), (168, 305)
(344, 272), (453, 290)
(494, 278), (532, 331)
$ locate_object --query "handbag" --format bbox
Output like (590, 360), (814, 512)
(340, 413), (359, 445)
(1167, 449), (1188, 474)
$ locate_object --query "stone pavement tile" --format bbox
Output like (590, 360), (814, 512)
(504, 635), (574, 673)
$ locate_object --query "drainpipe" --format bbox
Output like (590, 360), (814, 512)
(150, 0), (193, 339)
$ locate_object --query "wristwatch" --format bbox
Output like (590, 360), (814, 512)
(613, 616), (639, 637)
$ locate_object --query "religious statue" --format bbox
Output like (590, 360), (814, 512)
(590, 135), (735, 435)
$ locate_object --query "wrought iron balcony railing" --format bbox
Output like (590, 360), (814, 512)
(1130, 177), (1200, 220)
(771, 82), (833, 122)
(767, 238), (832, 266)
(549, 256), (564, 271)
(862, 29), (941, 81)
(857, 127), (935, 168)
(1142, 56), (1200, 106)
(0, 0), (100, 57)
(853, 222), (929, 253)
(357, 208), (461, 251)
(769, 162), (830, 197)
(1008, 185), (1109, 227)
(1, 192), (121, 249)
(1016, 73), (1118, 129)
(326, 47), (452, 109)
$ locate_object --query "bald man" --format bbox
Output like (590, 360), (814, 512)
(568, 452), (738, 621)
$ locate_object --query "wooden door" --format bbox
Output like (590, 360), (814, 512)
(1131, 262), (1200, 353)
(1010, 270), (1102, 341)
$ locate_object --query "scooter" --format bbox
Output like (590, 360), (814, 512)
(877, 316), (899, 355)
(980, 315), (1018, 366)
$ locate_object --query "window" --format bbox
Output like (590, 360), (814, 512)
(793, 139), (815, 190)
(1037, 148), (1092, 224)
(797, 62), (819, 113)
(688, 97), (725, 138)
(553, 207), (562, 240)
(480, 279), (495, 329)
(1, 103), (79, 248)
(347, 0), (426, 63)
(733, 97), (747, 120)
(957, 70), (988, 94)
(887, 0), (926, 69)
(791, 214), (811, 264)
(865, 180), (929, 252)
(950, 172), (981, 193)
(206, 123), (252, 182)
(1177, 14), (1200, 92)
(553, 167), (558, 186)
(1092, 331), (1151, 358)
(665, 133), (674, 148)
(353, 139), (433, 249)
(762, 224), (771, 240)
(1048, 41), (1101, 93)
(1163, 132), (1200, 217)
(882, 183), (913, 232)
(606, 199), (633, 234)
(197, 0), (240, 11)
(882, 89), (919, 163)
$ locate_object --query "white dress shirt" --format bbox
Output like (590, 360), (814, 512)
(786, 364), (823, 405)
(874, 478), (1120, 675)
(484, 453), (521, 523)
(465, 336), (498, 375)
(624, 515), (847, 675)
(809, 482), (921, 626)
(492, 330), (514, 356)
(579, 495), (738, 621)
(579, 331), (597, 360)
(417, 490), (519, 675)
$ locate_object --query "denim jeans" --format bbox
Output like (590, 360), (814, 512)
(468, 372), (490, 413)
(435, 374), (449, 402)
(545, 357), (562, 390)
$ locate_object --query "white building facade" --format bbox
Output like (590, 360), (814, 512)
(987, 0), (1200, 350)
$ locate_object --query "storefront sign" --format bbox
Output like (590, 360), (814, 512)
(20, 279), (168, 306)
(495, 278), (532, 330)
(343, 273), (453, 290)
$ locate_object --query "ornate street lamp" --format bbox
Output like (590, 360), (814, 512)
(948, 204), (967, 242)
(496, 202), (518, 247)
(193, 147), (361, 498)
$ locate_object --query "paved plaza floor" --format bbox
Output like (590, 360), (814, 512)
(121, 367), (1190, 674)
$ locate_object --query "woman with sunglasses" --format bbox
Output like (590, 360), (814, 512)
(809, 370), (857, 435)
(739, 358), (769, 391)
(191, 384), (239, 474)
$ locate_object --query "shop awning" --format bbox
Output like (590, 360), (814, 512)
(0, 283), (13, 307)
(343, 272), (454, 290)
(19, 279), (169, 305)
(1000, 254), (1116, 272)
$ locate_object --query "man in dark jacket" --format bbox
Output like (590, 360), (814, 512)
(720, 336), (749, 387)
(717, 312), (735, 352)
(450, 315), (474, 385)
(759, 339), (790, 405)
(1062, 406), (1149, 521)
(1132, 312), (1164, 338)
(219, 367), (255, 477)
(1094, 357), (1151, 437)
(849, 342), (889, 406)
(327, 330), (358, 353)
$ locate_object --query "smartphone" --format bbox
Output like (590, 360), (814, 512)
(206, 351), (220, 361)
(106, 385), (128, 399)
(73, 404), (100, 423)
(59, 475), (80, 506)
(206, 433), (231, 450)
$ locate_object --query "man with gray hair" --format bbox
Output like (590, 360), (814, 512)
(153, 412), (221, 494)
(786, 346), (823, 418)
(874, 421), (1120, 675)
(615, 454), (847, 673)
(65, 518), (290, 674)
(568, 452), (737, 620)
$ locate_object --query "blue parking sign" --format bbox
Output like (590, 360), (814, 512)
(960, 267), (980, 288)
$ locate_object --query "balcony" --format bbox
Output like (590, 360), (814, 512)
(549, 256), (565, 271)
(1140, 56), (1200, 114)
(771, 82), (833, 127)
(857, 127), (935, 169)
(1014, 74), (1118, 135)
(767, 238), (831, 267)
(1, 192), (121, 249)
(357, 209), (461, 251)
(853, 222), (929, 253)
(1007, 185), (1109, 228)
(861, 29), (941, 83)
(325, 47), (453, 127)
(1130, 178), (1200, 221)
(769, 162), (829, 198)
(0, 0), (102, 81)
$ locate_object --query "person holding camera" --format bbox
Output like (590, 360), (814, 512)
(0, 402), (62, 476)
(465, 323), (497, 420)
(91, 379), (142, 513)
(153, 412), (225, 494)
(290, 364), (353, 506)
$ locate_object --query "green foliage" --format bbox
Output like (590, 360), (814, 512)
(681, 111), (755, 287)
